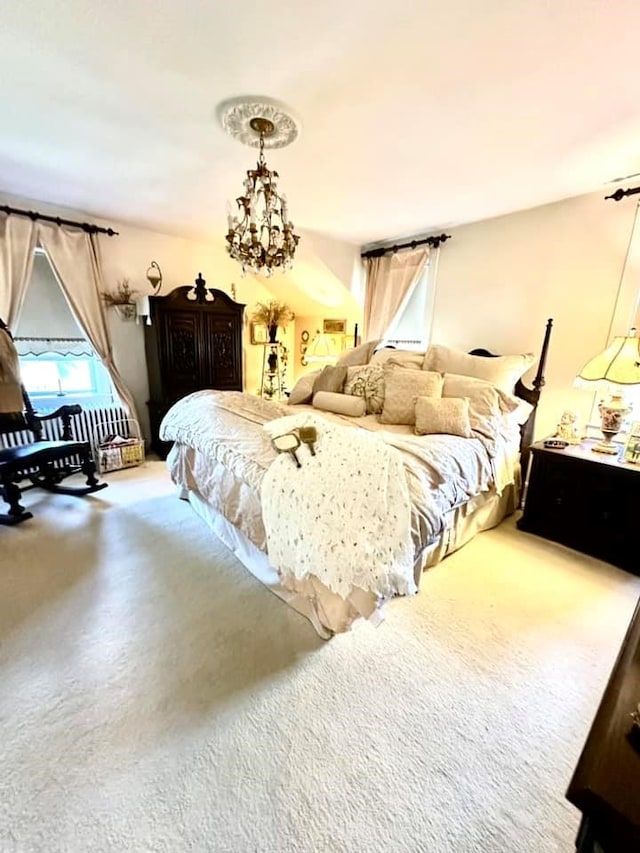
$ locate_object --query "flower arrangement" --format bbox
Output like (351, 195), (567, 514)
(250, 300), (295, 329)
(101, 279), (138, 307)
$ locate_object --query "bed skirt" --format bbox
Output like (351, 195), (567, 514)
(176, 469), (518, 639)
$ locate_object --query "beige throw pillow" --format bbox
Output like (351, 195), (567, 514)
(371, 348), (425, 370)
(336, 339), (380, 367)
(312, 391), (366, 417)
(288, 370), (321, 405)
(423, 344), (535, 393)
(312, 365), (348, 394)
(379, 367), (443, 425)
(442, 373), (502, 440)
(415, 397), (472, 438)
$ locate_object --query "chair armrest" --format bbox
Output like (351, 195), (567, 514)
(38, 404), (83, 422)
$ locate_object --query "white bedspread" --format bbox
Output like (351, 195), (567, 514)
(260, 413), (416, 599)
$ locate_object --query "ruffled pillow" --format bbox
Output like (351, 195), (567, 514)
(344, 364), (385, 414)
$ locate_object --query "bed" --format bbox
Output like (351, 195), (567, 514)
(160, 320), (553, 638)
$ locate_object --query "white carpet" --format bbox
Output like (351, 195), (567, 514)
(1, 462), (638, 853)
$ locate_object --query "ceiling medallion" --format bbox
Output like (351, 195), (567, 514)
(217, 96), (301, 149)
(218, 96), (301, 277)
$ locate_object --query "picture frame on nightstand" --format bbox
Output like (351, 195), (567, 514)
(623, 421), (640, 465)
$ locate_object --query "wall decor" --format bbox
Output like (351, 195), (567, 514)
(323, 318), (347, 335)
(250, 322), (268, 345)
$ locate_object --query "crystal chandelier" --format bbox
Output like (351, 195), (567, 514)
(225, 116), (300, 277)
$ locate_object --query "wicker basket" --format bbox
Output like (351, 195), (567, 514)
(93, 419), (145, 474)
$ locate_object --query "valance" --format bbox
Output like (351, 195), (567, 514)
(14, 336), (95, 357)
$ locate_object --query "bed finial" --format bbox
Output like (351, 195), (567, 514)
(532, 318), (553, 398)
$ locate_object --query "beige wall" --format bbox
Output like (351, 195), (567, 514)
(433, 190), (640, 439)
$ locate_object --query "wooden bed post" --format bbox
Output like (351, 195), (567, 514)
(517, 318), (553, 492)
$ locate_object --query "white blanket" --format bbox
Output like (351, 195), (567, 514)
(261, 413), (416, 600)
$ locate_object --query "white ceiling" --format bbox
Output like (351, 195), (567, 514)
(2, 0), (640, 247)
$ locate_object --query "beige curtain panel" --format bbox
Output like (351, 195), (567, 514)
(0, 213), (38, 328)
(37, 223), (139, 421)
(363, 247), (429, 341)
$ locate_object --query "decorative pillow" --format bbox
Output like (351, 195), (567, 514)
(344, 364), (385, 414)
(423, 344), (535, 393)
(379, 367), (443, 425)
(336, 339), (380, 367)
(371, 348), (425, 370)
(312, 365), (348, 395)
(288, 370), (321, 405)
(415, 396), (472, 438)
(442, 373), (502, 440)
(312, 391), (366, 417)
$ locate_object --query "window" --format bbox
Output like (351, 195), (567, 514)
(18, 352), (115, 413)
(379, 258), (437, 350)
(14, 250), (117, 412)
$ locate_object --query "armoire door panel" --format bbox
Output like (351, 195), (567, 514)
(160, 311), (204, 397)
(205, 315), (241, 388)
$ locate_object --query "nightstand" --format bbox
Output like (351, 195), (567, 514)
(518, 439), (640, 575)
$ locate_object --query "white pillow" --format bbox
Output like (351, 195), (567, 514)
(423, 344), (535, 393)
(312, 391), (366, 417)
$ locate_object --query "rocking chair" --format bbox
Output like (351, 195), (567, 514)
(0, 320), (107, 525)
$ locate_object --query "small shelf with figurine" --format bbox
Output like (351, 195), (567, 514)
(259, 342), (289, 400)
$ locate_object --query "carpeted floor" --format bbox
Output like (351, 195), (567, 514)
(0, 462), (638, 853)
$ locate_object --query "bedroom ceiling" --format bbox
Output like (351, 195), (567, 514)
(2, 0), (640, 247)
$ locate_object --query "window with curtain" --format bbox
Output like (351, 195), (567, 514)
(379, 260), (434, 350)
(14, 250), (116, 411)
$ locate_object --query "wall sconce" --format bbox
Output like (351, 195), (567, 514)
(146, 261), (163, 294)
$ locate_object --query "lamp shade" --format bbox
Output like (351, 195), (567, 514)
(577, 332), (640, 385)
(305, 332), (339, 363)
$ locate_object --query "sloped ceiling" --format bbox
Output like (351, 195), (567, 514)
(2, 0), (640, 249)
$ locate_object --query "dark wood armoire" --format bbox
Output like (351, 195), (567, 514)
(143, 274), (245, 456)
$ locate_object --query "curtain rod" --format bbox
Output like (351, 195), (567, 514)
(0, 203), (119, 236)
(605, 185), (640, 202)
(360, 233), (451, 259)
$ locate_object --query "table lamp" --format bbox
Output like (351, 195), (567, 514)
(576, 329), (640, 454)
